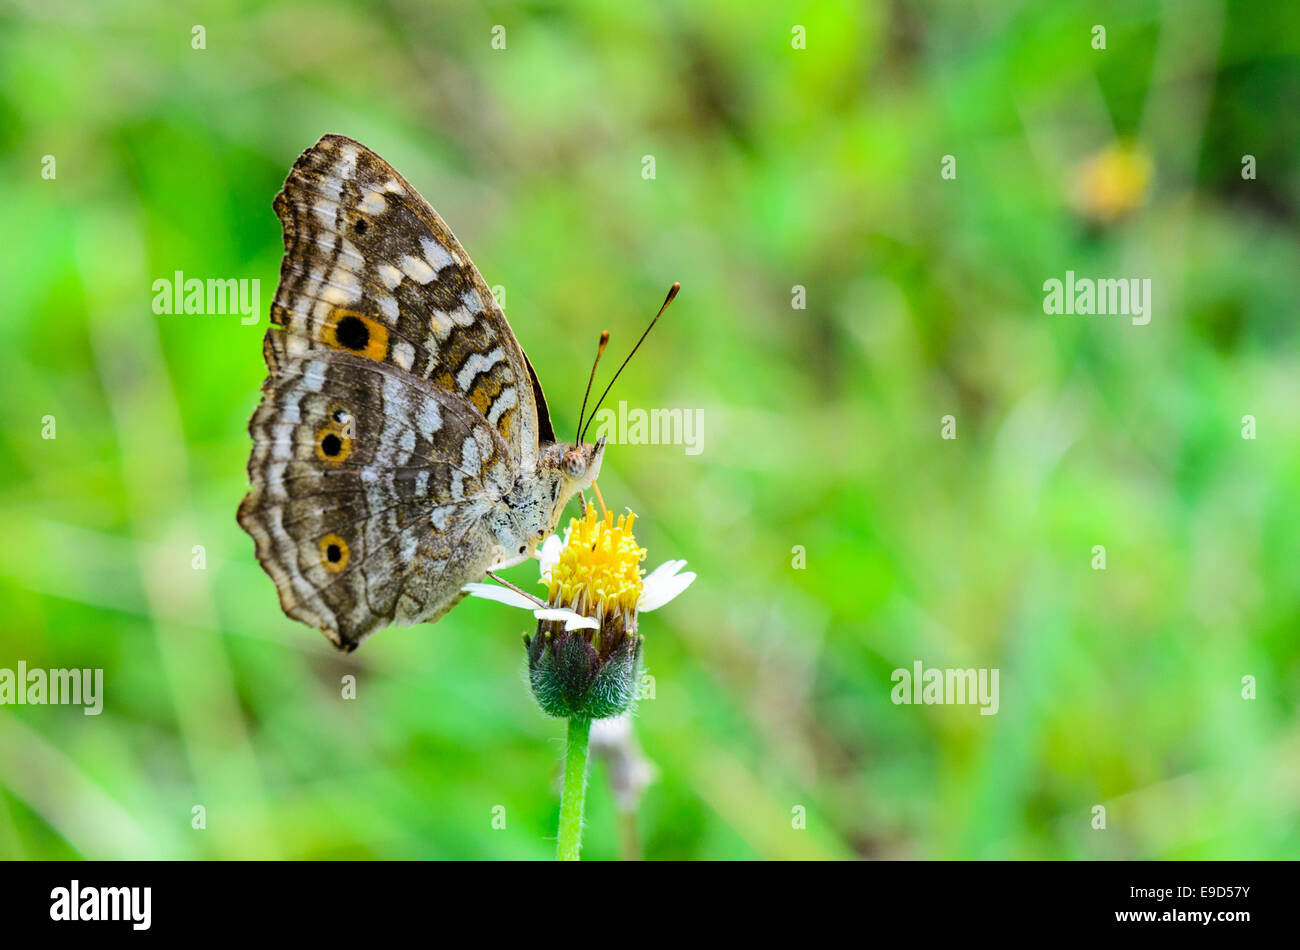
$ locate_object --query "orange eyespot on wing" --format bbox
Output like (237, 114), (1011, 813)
(314, 421), (353, 464)
(319, 533), (350, 572)
(324, 311), (389, 362)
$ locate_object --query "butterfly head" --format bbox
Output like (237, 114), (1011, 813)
(553, 435), (606, 491)
(524, 436), (604, 549)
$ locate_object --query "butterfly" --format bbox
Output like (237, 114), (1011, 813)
(238, 134), (608, 652)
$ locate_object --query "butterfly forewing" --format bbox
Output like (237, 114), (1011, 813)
(267, 133), (539, 468)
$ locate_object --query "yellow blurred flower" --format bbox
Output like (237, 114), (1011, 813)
(1070, 140), (1153, 223)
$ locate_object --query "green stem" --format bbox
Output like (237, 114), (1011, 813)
(556, 716), (592, 861)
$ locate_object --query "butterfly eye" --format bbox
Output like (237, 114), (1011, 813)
(562, 452), (585, 479)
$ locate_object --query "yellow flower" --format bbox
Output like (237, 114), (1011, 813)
(462, 502), (695, 720)
(1070, 140), (1153, 224)
(463, 503), (694, 633)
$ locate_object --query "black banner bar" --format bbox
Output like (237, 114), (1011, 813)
(0, 859), (1280, 937)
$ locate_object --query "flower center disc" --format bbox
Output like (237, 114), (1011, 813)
(547, 505), (646, 618)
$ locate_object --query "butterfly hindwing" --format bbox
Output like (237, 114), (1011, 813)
(267, 133), (541, 471)
(238, 351), (518, 649)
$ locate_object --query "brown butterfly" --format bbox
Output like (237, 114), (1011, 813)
(238, 134), (610, 651)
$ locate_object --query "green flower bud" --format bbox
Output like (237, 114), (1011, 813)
(524, 615), (642, 721)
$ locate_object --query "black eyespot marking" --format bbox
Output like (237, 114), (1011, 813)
(319, 533), (349, 571)
(335, 315), (370, 350)
(518, 545), (526, 555)
(354, 219), (368, 235)
(333, 408), (348, 423)
(321, 433), (343, 457)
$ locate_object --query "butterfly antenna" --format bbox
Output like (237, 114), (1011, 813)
(575, 330), (610, 445)
(580, 282), (679, 443)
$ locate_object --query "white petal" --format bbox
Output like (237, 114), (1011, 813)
(533, 607), (599, 631)
(461, 582), (537, 610)
(643, 559), (687, 586)
(536, 534), (563, 578)
(639, 560), (696, 612)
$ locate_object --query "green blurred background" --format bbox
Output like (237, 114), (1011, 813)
(2, 0), (1298, 860)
